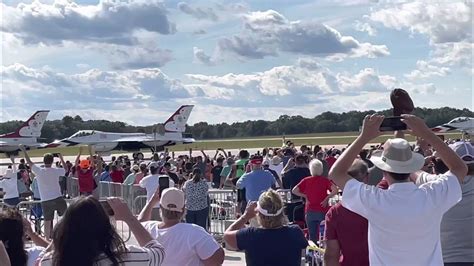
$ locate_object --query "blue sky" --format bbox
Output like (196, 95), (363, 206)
(1, 0), (472, 126)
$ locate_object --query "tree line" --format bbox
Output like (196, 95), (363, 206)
(0, 107), (472, 142)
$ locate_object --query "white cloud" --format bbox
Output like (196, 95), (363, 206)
(369, 2), (472, 44)
(430, 41), (473, 67)
(354, 20), (377, 36)
(177, 2), (219, 21)
(98, 43), (174, 70)
(0, 63), (192, 111)
(207, 9), (389, 61)
(405, 60), (451, 80)
(1, 0), (176, 45)
(186, 58), (396, 106)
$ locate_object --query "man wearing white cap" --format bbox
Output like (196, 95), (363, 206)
(138, 188), (224, 266)
(329, 114), (468, 265)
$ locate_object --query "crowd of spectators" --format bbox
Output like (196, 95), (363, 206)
(0, 113), (472, 266)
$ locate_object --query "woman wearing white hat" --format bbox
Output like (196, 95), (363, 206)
(224, 189), (308, 266)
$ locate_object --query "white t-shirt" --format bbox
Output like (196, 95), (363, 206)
(31, 165), (65, 202)
(342, 171), (462, 266)
(0, 169), (19, 199)
(142, 222), (220, 266)
(27, 246), (45, 266)
(139, 174), (175, 208)
(269, 163), (283, 178)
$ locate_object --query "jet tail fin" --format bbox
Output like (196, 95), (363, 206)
(4, 110), (50, 138)
(163, 105), (194, 133)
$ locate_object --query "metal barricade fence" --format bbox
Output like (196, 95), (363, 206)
(208, 189), (238, 236)
(1, 199), (131, 244)
(99, 181), (111, 198)
(133, 195), (148, 215)
(67, 177), (80, 198)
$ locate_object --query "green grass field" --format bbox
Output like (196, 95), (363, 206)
(12, 131), (462, 158)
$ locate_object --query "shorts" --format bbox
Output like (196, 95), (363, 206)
(4, 197), (20, 207)
(41, 197), (67, 220)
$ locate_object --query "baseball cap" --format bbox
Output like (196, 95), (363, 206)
(160, 188), (185, 212)
(449, 142), (474, 164)
(250, 156), (263, 165)
(79, 159), (90, 169)
(132, 165), (139, 171)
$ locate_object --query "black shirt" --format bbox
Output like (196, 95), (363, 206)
(211, 165), (224, 188)
(282, 167), (311, 200)
(167, 172), (179, 184)
(236, 225), (308, 266)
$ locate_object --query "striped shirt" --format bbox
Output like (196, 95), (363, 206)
(38, 240), (165, 266)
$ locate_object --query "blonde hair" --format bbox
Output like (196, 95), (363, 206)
(309, 159), (323, 176)
(257, 189), (288, 229)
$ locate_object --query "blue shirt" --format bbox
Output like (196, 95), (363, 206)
(236, 169), (275, 201)
(236, 225), (308, 266)
(100, 171), (111, 182)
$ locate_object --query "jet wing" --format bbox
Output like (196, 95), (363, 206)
(113, 135), (195, 144)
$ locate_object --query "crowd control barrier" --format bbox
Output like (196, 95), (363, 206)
(208, 189), (238, 236)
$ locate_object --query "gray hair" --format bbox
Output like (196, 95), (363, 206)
(309, 159), (324, 176)
(348, 159), (369, 181)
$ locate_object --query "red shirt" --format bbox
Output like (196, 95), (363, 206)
(76, 166), (95, 193)
(297, 176), (332, 213)
(110, 170), (124, 183)
(326, 156), (337, 169)
(325, 203), (369, 266)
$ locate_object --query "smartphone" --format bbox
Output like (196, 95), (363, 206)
(380, 116), (407, 132)
(52, 153), (60, 158)
(99, 200), (114, 216)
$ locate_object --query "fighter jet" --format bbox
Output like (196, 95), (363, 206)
(0, 110), (50, 155)
(46, 105), (195, 159)
(432, 117), (474, 134)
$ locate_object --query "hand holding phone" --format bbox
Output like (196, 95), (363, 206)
(379, 116), (407, 132)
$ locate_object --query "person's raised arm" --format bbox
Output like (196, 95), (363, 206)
(75, 146), (82, 165)
(200, 149), (208, 160)
(58, 153), (68, 172)
(108, 198), (154, 246)
(19, 145), (34, 168)
(213, 149), (219, 161)
(329, 115), (384, 190)
(401, 115), (467, 183)
(220, 148), (228, 158)
(23, 218), (49, 248)
(223, 201), (257, 250)
(137, 187), (160, 222)
(9, 155), (16, 172)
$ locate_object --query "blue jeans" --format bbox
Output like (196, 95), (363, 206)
(306, 211), (325, 242)
(186, 207), (209, 229)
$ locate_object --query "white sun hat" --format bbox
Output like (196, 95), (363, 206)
(370, 138), (425, 174)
